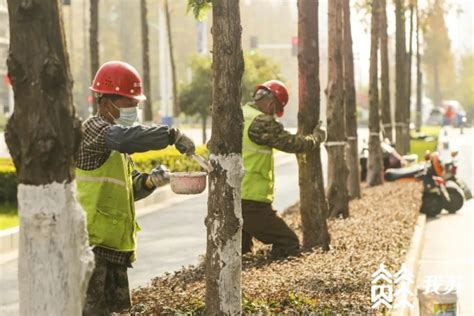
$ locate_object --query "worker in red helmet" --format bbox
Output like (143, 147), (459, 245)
(241, 80), (327, 258)
(77, 61), (195, 314)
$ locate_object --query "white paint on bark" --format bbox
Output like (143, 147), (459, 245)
(17, 182), (94, 315)
(210, 153), (245, 314)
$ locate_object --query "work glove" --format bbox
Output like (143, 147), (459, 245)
(174, 129), (196, 155)
(148, 165), (170, 188)
(312, 122), (327, 143)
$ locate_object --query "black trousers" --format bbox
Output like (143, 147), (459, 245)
(242, 199), (300, 257)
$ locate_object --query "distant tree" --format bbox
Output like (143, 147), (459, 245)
(379, 0), (392, 142)
(326, 0), (349, 217)
(405, 0), (415, 153)
(241, 53), (284, 103)
(89, 0), (99, 114)
(368, 0), (384, 187)
(165, 0), (180, 120)
(395, 0), (408, 155)
(180, 53), (284, 143)
(415, 0), (423, 132)
(141, 0), (152, 122)
(179, 55), (212, 143)
(343, 0), (361, 200)
(6, 0), (94, 313)
(297, 0), (331, 249)
(423, 0), (456, 108)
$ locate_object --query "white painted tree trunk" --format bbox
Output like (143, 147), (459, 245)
(206, 154), (244, 314)
(18, 182), (94, 315)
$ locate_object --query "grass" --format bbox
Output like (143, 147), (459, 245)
(0, 203), (18, 230)
(409, 125), (441, 160)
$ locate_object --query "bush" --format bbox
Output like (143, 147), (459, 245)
(0, 165), (17, 204)
(131, 145), (209, 173)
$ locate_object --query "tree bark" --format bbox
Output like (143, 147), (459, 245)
(405, 1), (415, 153)
(379, 0), (392, 143)
(415, 1), (423, 132)
(342, 0), (361, 200)
(368, 0), (384, 187)
(395, 0), (407, 154)
(89, 0), (99, 114)
(165, 0), (180, 121)
(326, 0), (349, 218)
(141, 0), (153, 122)
(5, 1), (94, 314)
(296, 0), (330, 249)
(205, 0), (244, 314)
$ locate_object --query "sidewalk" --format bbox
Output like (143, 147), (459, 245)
(415, 127), (474, 315)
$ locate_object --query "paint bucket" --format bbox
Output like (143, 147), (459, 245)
(418, 286), (458, 315)
(169, 172), (207, 195)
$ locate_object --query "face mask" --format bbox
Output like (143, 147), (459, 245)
(110, 101), (138, 126)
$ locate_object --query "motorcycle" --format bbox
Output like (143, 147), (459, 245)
(385, 160), (450, 218)
(429, 151), (472, 213)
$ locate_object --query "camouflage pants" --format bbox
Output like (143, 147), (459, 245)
(242, 199), (300, 257)
(83, 256), (131, 316)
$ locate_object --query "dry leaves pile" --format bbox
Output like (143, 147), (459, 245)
(131, 182), (421, 315)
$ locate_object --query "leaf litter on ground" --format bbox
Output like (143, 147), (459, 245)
(131, 182), (421, 315)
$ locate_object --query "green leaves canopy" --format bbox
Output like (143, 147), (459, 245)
(179, 53), (285, 118)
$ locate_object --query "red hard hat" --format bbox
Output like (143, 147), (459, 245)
(255, 80), (289, 117)
(90, 61), (146, 101)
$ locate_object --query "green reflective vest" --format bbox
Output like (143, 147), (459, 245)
(241, 103), (275, 203)
(76, 151), (139, 261)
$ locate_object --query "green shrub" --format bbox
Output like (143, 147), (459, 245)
(0, 203), (18, 230)
(0, 165), (17, 203)
(131, 145), (209, 173)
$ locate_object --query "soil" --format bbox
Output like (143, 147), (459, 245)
(131, 182), (421, 315)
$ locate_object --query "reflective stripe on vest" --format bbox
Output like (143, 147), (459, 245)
(76, 151), (139, 260)
(241, 103), (275, 203)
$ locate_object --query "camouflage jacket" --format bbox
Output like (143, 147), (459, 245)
(247, 109), (320, 153)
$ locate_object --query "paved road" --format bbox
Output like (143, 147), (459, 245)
(416, 127), (474, 315)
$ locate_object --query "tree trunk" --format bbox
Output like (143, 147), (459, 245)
(326, 0), (349, 218)
(342, 0), (361, 200)
(415, 1), (423, 132)
(141, 0), (153, 122)
(202, 113), (207, 144)
(5, 1), (94, 314)
(89, 0), (99, 115)
(395, 0), (407, 154)
(296, 0), (330, 249)
(368, 0), (384, 187)
(379, 0), (392, 143)
(165, 0), (180, 121)
(405, 1), (415, 153)
(205, 0), (244, 314)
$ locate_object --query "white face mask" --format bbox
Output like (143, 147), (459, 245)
(110, 101), (138, 126)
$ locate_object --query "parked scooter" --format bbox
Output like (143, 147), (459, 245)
(428, 151), (471, 213)
(385, 159), (450, 217)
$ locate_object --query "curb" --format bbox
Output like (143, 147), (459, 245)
(0, 227), (19, 264)
(392, 213), (427, 316)
(0, 152), (296, 263)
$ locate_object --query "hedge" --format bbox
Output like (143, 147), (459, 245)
(0, 145), (208, 204)
(0, 165), (17, 204)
